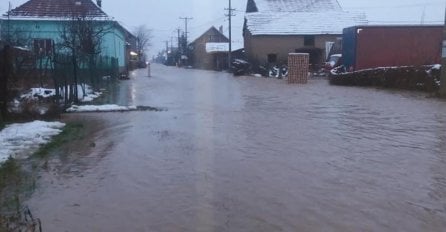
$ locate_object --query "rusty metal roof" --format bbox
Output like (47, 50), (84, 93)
(6, 0), (108, 19)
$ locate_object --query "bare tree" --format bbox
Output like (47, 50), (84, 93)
(57, 9), (110, 104)
(134, 25), (152, 60)
(0, 45), (13, 121)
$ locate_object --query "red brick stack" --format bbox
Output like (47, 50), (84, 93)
(288, 53), (309, 84)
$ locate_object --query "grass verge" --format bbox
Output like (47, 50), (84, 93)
(0, 121), (86, 230)
(34, 122), (85, 158)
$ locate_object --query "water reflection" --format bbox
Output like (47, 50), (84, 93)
(27, 65), (446, 231)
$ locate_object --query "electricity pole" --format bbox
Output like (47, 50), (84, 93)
(225, 0), (235, 71)
(179, 17), (192, 66)
(176, 28), (181, 50)
(179, 17), (193, 46)
(165, 40), (169, 55)
(441, 7), (446, 97)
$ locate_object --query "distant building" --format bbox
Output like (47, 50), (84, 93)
(0, 0), (136, 72)
(189, 26), (230, 71)
(243, 0), (367, 70)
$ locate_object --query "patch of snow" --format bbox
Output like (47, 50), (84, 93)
(432, 64), (441, 70)
(21, 84), (102, 103)
(254, 0), (342, 12)
(0, 121), (65, 163)
(66, 104), (137, 113)
(21, 88), (56, 99)
(253, 74), (263, 77)
(245, 11), (366, 35)
(80, 92), (102, 103)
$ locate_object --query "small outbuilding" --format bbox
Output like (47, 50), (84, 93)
(189, 26), (230, 71)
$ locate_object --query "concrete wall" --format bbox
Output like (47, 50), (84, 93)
(244, 31), (341, 68)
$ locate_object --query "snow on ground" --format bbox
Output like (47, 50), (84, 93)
(21, 88), (56, 99)
(0, 121), (66, 164)
(20, 84), (102, 103)
(66, 104), (137, 113)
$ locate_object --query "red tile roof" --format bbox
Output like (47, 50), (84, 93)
(7, 0), (108, 18)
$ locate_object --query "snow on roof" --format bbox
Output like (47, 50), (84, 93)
(206, 43), (229, 53)
(252, 0), (342, 13)
(245, 11), (367, 35)
(5, 0), (108, 19)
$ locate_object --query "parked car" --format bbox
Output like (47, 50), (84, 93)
(231, 59), (251, 76)
(325, 54), (342, 74)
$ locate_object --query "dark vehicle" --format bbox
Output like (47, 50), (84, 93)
(342, 25), (443, 72)
(231, 59), (251, 76)
(324, 54), (342, 74)
(137, 61), (148, 69)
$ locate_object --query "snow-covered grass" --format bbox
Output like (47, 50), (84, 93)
(20, 88), (56, 99)
(0, 121), (66, 163)
(66, 104), (137, 113)
(20, 84), (102, 103)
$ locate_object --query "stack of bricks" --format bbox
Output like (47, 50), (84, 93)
(287, 53), (309, 84)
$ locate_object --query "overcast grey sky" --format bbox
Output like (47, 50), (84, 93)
(2, 0), (445, 56)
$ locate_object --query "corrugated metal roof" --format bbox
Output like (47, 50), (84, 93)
(6, 0), (108, 19)
(246, 11), (367, 35)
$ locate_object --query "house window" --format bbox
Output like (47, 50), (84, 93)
(304, 35), (315, 46)
(267, 54), (277, 63)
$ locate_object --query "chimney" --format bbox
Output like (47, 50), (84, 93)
(97, 0), (102, 8)
(219, 26), (223, 34)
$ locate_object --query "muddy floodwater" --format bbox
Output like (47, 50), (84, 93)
(28, 64), (446, 231)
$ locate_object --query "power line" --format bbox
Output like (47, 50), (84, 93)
(179, 17), (193, 45)
(225, 0), (235, 70)
(188, 16), (226, 30)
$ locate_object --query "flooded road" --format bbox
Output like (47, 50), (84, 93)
(29, 64), (446, 231)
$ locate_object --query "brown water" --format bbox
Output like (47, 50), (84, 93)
(28, 64), (446, 231)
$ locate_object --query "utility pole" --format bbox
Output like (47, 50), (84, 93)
(176, 28), (181, 50)
(179, 17), (192, 66)
(225, 0), (235, 71)
(176, 28), (182, 66)
(179, 17), (193, 46)
(441, 7), (446, 97)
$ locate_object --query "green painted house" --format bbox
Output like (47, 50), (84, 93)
(0, 0), (135, 72)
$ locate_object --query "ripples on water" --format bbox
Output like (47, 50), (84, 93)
(28, 67), (446, 231)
